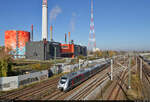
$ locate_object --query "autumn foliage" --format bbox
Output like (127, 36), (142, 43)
(93, 50), (117, 58)
(0, 47), (13, 77)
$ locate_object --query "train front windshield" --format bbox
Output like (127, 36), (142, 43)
(60, 77), (67, 84)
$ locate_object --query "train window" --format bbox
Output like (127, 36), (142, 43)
(60, 80), (66, 84)
(75, 77), (78, 83)
(60, 77), (67, 84)
(61, 77), (67, 80)
(78, 75), (81, 81)
(68, 80), (72, 87)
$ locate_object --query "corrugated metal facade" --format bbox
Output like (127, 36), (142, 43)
(26, 41), (61, 60)
(60, 44), (74, 58)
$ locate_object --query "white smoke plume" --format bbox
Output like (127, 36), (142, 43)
(70, 12), (76, 32)
(50, 5), (62, 23)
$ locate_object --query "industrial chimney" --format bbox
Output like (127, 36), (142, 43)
(65, 33), (67, 44)
(31, 24), (33, 41)
(68, 32), (71, 44)
(42, 0), (48, 40)
(50, 25), (53, 41)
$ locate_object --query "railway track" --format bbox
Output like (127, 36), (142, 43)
(104, 58), (130, 100)
(0, 77), (60, 100)
(107, 68), (127, 100)
(142, 63), (150, 99)
(16, 79), (59, 100)
(67, 62), (127, 100)
(76, 76), (108, 100)
(42, 65), (110, 100)
(43, 61), (125, 100)
(0, 58), (127, 100)
(67, 74), (108, 100)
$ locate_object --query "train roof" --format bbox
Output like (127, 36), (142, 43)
(62, 69), (89, 79)
(61, 63), (108, 80)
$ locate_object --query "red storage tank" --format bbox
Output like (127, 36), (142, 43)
(5, 30), (30, 58)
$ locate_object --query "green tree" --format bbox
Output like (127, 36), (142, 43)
(0, 47), (13, 77)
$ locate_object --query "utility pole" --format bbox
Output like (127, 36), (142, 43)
(128, 56), (131, 89)
(79, 59), (81, 70)
(140, 58), (142, 80)
(111, 59), (113, 81)
(54, 47), (57, 74)
(136, 56), (137, 72)
(124, 56), (126, 63)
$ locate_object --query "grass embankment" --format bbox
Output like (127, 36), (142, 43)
(126, 72), (143, 100)
(12, 59), (66, 75)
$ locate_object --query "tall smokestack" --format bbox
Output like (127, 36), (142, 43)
(31, 24), (33, 41)
(42, 0), (48, 40)
(68, 32), (71, 44)
(65, 33), (67, 44)
(50, 25), (53, 41)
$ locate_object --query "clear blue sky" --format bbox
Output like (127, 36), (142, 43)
(0, 0), (150, 51)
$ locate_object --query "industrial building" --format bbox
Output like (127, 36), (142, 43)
(25, 0), (87, 60)
(26, 42), (87, 60)
(26, 41), (61, 60)
(61, 44), (87, 58)
(5, 0), (87, 60)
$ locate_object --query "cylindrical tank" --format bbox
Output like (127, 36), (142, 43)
(5, 30), (30, 58)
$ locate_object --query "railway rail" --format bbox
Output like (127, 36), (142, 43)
(42, 65), (110, 100)
(141, 61), (150, 99)
(0, 58), (128, 100)
(107, 68), (128, 100)
(0, 77), (60, 100)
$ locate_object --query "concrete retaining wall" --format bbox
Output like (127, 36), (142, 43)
(0, 76), (18, 91)
(18, 70), (48, 86)
(0, 70), (48, 91)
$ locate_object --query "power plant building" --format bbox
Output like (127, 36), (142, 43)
(60, 44), (87, 58)
(26, 41), (61, 60)
(4, 0), (87, 60)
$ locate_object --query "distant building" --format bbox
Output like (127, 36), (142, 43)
(93, 48), (100, 52)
